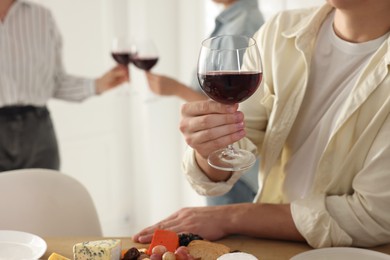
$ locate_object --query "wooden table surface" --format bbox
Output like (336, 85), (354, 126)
(42, 235), (390, 260)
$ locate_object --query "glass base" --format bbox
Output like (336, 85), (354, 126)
(208, 147), (256, 171)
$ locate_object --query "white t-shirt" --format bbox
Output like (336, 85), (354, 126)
(283, 11), (389, 202)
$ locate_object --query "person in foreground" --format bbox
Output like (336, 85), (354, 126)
(146, 0), (264, 206)
(0, 0), (129, 171)
(133, 0), (390, 248)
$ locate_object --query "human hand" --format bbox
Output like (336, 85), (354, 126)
(145, 72), (182, 96)
(179, 100), (246, 160)
(132, 206), (230, 244)
(95, 65), (129, 94)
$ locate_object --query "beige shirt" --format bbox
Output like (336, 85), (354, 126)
(182, 4), (390, 248)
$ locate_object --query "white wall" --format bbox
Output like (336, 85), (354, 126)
(31, 0), (207, 236)
(30, 0), (326, 236)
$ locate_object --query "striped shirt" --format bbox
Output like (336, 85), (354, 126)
(0, 0), (95, 108)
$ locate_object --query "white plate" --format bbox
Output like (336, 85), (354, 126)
(0, 230), (47, 260)
(291, 247), (390, 260)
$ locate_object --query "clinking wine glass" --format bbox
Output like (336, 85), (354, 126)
(197, 35), (263, 171)
(131, 38), (159, 102)
(111, 36), (133, 67)
(131, 38), (159, 71)
(111, 36), (133, 94)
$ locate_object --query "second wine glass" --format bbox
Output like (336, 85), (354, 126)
(197, 35), (263, 171)
(131, 38), (159, 71)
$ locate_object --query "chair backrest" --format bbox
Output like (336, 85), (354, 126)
(0, 168), (102, 236)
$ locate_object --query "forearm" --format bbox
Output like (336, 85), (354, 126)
(54, 76), (95, 102)
(176, 84), (208, 102)
(226, 203), (305, 241)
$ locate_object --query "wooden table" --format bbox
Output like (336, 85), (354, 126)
(42, 235), (390, 260)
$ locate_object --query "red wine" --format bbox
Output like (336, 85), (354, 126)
(111, 52), (132, 66)
(132, 57), (158, 71)
(198, 71), (262, 104)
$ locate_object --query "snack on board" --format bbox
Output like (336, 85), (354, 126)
(178, 233), (204, 247)
(187, 240), (231, 260)
(147, 229), (179, 255)
(73, 239), (121, 260)
(120, 230), (257, 260)
(48, 252), (71, 260)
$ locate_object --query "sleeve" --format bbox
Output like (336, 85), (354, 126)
(48, 11), (96, 102)
(291, 113), (390, 248)
(181, 147), (245, 196)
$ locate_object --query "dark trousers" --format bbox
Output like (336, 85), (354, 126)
(0, 106), (60, 172)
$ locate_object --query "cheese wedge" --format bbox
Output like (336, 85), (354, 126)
(48, 252), (71, 260)
(73, 239), (121, 260)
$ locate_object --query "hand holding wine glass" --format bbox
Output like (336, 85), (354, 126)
(197, 35), (263, 171)
(110, 36), (134, 95)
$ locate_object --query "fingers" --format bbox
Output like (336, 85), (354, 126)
(181, 100), (238, 117)
(180, 101), (242, 134)
(184, 111), (244, 133)
(179, 100), (245, 157)
(105, 65), (129, 87)
(182, 113), (245, 145)
(190, 123), (245, 148)
(114, 65), (130, 81)
(132, 213), (182, 243)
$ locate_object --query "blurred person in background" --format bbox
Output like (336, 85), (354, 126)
(134, 0), (390, 248)
(146, 0), (265, 206)
(0, 0), (129, 172)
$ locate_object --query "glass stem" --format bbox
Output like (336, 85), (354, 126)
(224, 144), (239, 157)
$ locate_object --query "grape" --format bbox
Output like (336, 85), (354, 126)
(178, 233), (204, 246)
(150, 253), (163, 260)
(162, 252), (176, 260)
(174, 246), (190, 260)
(122, 247), (140, 260)
(175, 246), (189, 255)
(152, 245), (168, 255)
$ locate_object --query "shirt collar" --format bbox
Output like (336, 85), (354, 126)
(282, 4), (334, 40)
(216, 0), (258, 25)
(281, 3), (390, 64)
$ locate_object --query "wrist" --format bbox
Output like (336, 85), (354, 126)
(194, 151), (232, 182)
(95, 78), (103, 94)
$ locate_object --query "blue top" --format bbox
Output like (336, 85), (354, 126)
(191, 0), (264, 90)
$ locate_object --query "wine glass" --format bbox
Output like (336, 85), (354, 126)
(131, 38), (159, 71)
(111, 36), (133, 67)
(111, 36), (134, 95)
(131, 37), (160, 102)
(197, 35), (263, 171)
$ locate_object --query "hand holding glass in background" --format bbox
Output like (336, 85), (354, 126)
(111, 37), (159, 96)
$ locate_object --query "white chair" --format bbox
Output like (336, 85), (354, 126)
(0, 168), (102, 236)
